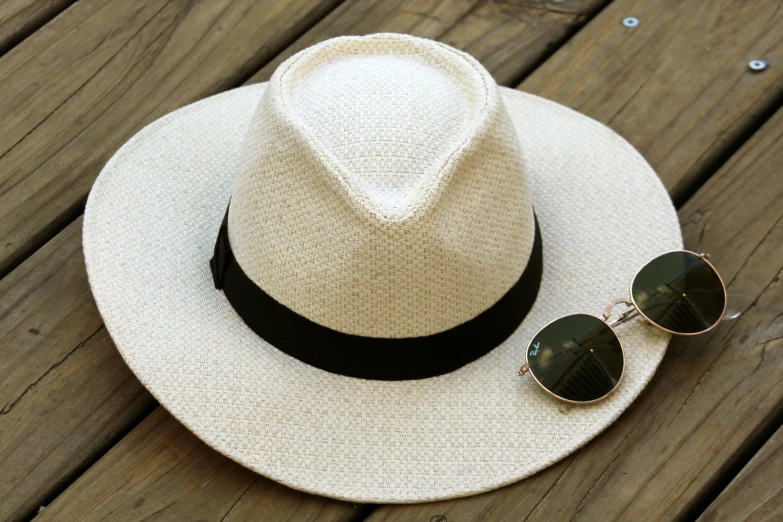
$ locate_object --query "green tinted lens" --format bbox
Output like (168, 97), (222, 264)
(527, 314), (624, 403)
(631, 251), (725, 334)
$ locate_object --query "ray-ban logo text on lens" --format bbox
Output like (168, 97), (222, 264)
(530, 341), (540, 356)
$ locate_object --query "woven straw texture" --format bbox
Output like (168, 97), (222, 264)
(230, 35), (534, 337)
(83, 34), (682, 503)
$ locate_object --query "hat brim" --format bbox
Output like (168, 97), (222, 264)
(83, 84), (681, 503)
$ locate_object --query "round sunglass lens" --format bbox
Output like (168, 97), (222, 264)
(631, 251), (725, 334)
(527, 314), (624, 403)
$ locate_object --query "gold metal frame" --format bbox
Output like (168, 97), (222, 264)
(627, 251), (728, 336)
(518, 313), (626, 405)
(518, 250), (727, 404)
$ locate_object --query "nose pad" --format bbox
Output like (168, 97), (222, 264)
(638, 317), (664, 334)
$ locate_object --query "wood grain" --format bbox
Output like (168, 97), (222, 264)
(698, 424), (783, 522)
(0, 0), (343, 279)
(0, 2), (611, 520)
(0, 218), (157, 522)
(33, 408), (359, 522)
(368, 94), (783, 522)
(521, 0), (783, 204)
(0, 0), (74, 55)
(0, 0), (346, 519)
(374, 3), (783, 515)
(0, 0), (610, 279)
(248, 0), (609, 86)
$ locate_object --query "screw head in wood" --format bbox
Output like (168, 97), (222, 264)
(623, 17), (639, 28)
(748, 59), (769, 72)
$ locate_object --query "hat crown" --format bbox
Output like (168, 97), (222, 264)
(228, 34), (535, 338)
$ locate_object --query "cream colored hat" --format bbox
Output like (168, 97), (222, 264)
(84, 33), (681, 502)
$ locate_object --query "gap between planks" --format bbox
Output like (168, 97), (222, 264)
(0, 0), (349, 282)
(0, 0), (77, 56)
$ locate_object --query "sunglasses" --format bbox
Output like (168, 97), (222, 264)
(518, 251), (727, 404)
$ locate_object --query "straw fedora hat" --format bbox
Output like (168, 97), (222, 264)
(83, 33), (681, 502)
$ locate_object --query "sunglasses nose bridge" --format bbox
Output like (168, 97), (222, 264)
(602, 298), (634, 322)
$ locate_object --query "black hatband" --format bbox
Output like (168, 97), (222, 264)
(210, 209), (543, 380)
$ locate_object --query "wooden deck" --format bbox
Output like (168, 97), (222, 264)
(1, 1), (782, 520)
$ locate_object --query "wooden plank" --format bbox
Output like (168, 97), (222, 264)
(371, 3), (783, 517)
(32, 408), (359, 522)
(0, 0), (74, 55)
(0, 0), (349, 518)
(0, 218), (157, 522)
(0, 0), (610, 279)
(0, 2), (611, 520)
(698, 424), (783, 522)
(522, 0), (783, 204)
(248, 0), (610, 86)
(0, 0), (343, 279)
(367, 95), (783, 521)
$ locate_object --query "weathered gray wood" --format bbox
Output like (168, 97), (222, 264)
(0, 1), (611, 520)
(0, 0), (74, 54)
(0, 0), (343, 279)
(0, 0), (612, 279)
(249, 0), (609, 86)
(368, 95), (783, 522)
(0, 217), (157, 522)
(372, 3), (783, 516)
(698, 424), (783, 522)
(520, 0), (783, 204)
(0, 0), (348, 519)
(372, 3), (783, 515)
(32, 408), (359, 522)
